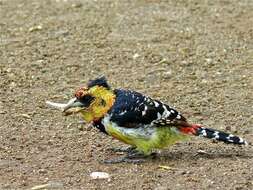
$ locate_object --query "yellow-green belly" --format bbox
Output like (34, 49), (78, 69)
(105, 123), (187, 155)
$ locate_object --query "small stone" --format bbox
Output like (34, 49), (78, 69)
(36, 60), (44, 64)
(205, 58), (212, 64)
(0, 110), (6, 114)
(180, 170), (191, 175)
(197, 150), (207, 154)
(225, 126), (231, 131)
(72, 3), (82, 8)
(90, 172), (110, 179)
(201, 79), (208, 84)
(163, 71), (172, 79)
(158, 165), (172, 170)
(10, 82), (16, 88)
(29, 25), (43, 32)
(20, 114), (31, 119)
(158, 58), (169, 64)
(133, 53), (140, 59)
(181, 60), (188, 65)
(38, 169), (47, 174)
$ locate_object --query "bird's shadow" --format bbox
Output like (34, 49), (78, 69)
(104, 142), (253, 164)
(150, 146), (253, 163)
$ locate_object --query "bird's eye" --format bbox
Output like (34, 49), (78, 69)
(100, 99), (106, 106)
(79, 95), (95, 107)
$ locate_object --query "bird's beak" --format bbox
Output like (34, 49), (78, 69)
(46, 98), (85, 115)
(62, 98), (85, 115)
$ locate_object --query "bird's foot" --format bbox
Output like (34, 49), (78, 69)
(102, 157), (145, 164)
(108, 146), (137, 154)
(126, 152), (157, 159)
(102, 152), (157, 164)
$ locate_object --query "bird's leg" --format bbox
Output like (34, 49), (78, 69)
(102, 156), (145, 164)
(126, 151), (157, 159)
(108, 146), (137, 154)
(103, 146), (145, 164)
(102, 152), (157, 164)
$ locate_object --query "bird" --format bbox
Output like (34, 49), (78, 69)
(57, 76), (247, 163)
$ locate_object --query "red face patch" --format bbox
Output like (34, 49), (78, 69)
(75, 87), (88, 99)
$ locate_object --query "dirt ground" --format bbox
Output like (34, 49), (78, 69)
(0, 0), (253, 189)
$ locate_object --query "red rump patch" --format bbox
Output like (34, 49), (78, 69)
(179, 124), (201, 135)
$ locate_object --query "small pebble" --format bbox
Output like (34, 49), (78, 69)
(20, 113), (31, 119)
(133, 53), (140, 59)
(197, 150), (207, 154)
(90, 172), (110, 179)
(29, 25), (42, 32)
(205, 58), (212, 64)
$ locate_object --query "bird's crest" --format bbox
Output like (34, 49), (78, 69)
(75, 76), (111, 99)
(87, 76), (110, 89)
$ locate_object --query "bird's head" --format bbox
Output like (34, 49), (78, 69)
(63, 76), (115, 122)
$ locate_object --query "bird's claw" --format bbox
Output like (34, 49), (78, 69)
(108, 146), (137, 154)
(102, 157), (145, 164)
(102, 152), (157, 164)
(126, 152), (157, 159)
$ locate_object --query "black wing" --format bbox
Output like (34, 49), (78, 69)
(108, 89), (186, 127)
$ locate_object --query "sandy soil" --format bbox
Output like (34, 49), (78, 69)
(0, 0), (253, 189)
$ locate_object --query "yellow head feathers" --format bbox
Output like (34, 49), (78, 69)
(74, 84), (115, 122)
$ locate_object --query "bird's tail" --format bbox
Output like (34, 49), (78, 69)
(179, 124), (247, 145)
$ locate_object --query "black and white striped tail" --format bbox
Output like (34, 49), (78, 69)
(196, 126), (248, 145)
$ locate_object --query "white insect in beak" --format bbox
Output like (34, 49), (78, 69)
(46, 97), (86, 115)
(46, 98), (77, 111)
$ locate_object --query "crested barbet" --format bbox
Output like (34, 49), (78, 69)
(47, 77), (247, 163)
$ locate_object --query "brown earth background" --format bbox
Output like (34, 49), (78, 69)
(0, 0), (253, 189)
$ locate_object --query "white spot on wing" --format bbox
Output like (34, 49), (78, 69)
(226, 134), (234, 139)
(142, 106), (148, 116)
(162, 105), (171, 118)
(200, 129), (207, 137)
(164, 111), (171, 118)
(165, 120), (172, 124)
(162, 105), (167, 112)
(213, 131), (220, 139)
(154, 101), (159, 107)
(241, 138), (248, 145)
(119, 110), (127, 115)
(157, 112), (162, 120)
